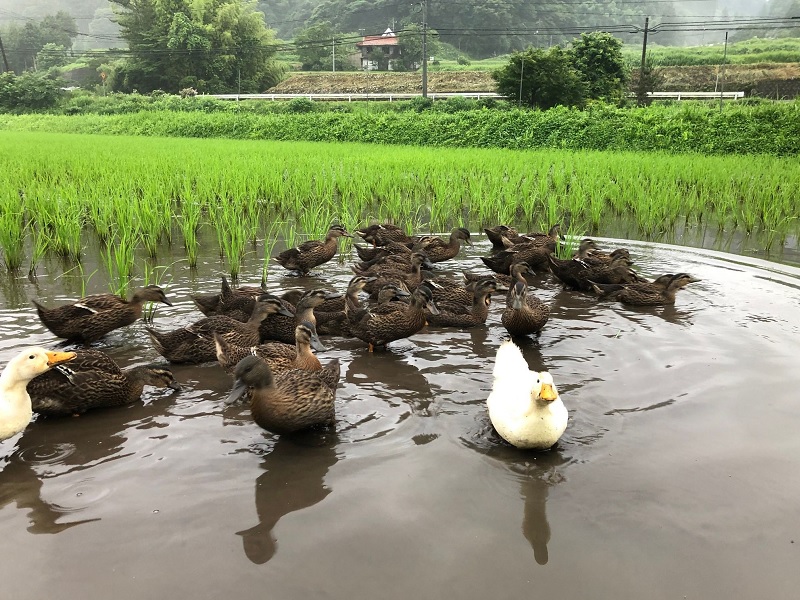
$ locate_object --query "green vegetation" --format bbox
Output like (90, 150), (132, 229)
(0, 131), (797, 279)
(108, 0), (284, 93)
(493, 33), (628, 109)
(621, 38), (800, 67)
(2, 100), (798, 156)
(294, 22), (357, 71)
(0, 72), (65, 112)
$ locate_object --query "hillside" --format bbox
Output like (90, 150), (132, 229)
(269, 64), (800, 98)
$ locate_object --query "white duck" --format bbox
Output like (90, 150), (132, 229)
(487, 340), (567, 450)
(0, 347), (76, 441)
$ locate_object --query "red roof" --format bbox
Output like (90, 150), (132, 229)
(357, 30), (399, 47)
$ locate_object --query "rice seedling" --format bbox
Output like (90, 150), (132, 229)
(0, 131), (797, 272)
(141, 261), (172, 323)
(0, 197), (26, 272)
(260, 220), (281, 282)
(101, 231), (136, 297)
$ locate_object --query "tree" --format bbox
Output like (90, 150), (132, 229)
(109, 0), (284, 93)
(36, 44), (70, 71)
(569, 32), (628, 104)
(493, 47), (586, 110)
(0, 11), (77, 73)
(294, 21), (351, 71)
(397, 24), (440, 71)
(0, 71), (64, 111)
(631, 53), (665, 107)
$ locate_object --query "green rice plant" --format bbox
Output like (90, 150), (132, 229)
(1, 131), (799, 268)
(215, 204), (250, 280)
(0, 198), (26, 271)
(28, 222), (49, 278)
(141, 261), (172, 323)
(101, 231), (136, 296)
(261, 219), (282, 283)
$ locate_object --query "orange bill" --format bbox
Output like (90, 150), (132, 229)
(45, 351), (77, 367)
(539, 383), (559, 401)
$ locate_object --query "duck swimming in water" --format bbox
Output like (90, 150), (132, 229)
(486, 340), (567, 450)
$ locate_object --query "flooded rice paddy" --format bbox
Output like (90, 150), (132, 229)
(1, 236), (800, 599)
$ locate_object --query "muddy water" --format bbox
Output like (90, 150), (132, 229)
(1, 237), (800, 599)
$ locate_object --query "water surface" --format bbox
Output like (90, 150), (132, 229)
(1, 237), (799, 599)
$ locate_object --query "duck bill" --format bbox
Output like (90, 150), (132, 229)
(168, 381), (183, 391)
(511, 295), (525, 310)
(46, 350), (76, 367)
(539, 383), (559, 402)
(225, 380), (249, 405)
(277, 306), (294, 317)
(394, 289), (412, 298)
(310, 332), (328, 352)
(426, 300), (440, 315)
(323, 292), (343, 300)
(161, 298), (174, 307)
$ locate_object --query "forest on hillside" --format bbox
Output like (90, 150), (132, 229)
(1, 0), (798, 59)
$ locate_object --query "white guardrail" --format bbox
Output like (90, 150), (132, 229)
(207, 92), (503, 101)
(206, 91), (745, 102)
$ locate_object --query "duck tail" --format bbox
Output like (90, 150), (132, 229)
(146, 327), (166, 356)
(493, 340), (529, 380)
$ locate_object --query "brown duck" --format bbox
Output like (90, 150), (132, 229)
(548, 253), (640, 292)
(413, 227), (472, 263)
(226, 354), (340, 434)
(258, 289), (341, 344)
(148, 297), (293, 364)
(426, 280), (497, 328)
(316, 276), (377, 336)
(32, 285), (172, 344)
(191, 276), (266, 321)
(354, 240), (413, 262)
(355, 223), (414, 247)
(501, 281), (550, 336)
(347, 284), (439, 351)
(484, 225), (519, 249)
(590, 273), (699, 305)
(27, 349), (180, 417)
(275, 225), (351, 275)
(214, 321), (328, 376)
(359, 252), (433, 298)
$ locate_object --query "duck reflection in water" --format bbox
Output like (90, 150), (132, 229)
(477, 431), (571, 565)
(237, 434), (340, 564)
(346, 350), (434, 417)
(514, 455), (568, 565)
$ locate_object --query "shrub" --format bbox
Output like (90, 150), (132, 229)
(286, 97), (316, 113)
(0, 72), (64, 112)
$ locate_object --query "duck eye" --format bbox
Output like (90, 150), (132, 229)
(29, 355), (35, 360)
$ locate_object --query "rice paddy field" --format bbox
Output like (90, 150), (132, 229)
(1, 130), (798, 288)
(3, 130), (800, 599)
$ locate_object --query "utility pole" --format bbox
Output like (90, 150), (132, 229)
(332, 36), (336, 73)
(518, 57), (524, 107)
(422, 0), (428, 98)
(0, 32), (9, 73)
(719, 31), (728, 111)
(638, 16), (649, 106)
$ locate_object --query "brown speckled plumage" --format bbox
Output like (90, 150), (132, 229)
(227, 355), (340, 434)
(27, 349), (180, 416)
(32, 285), (172, 343)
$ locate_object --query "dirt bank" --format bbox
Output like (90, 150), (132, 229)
(269, 64), (800, 98)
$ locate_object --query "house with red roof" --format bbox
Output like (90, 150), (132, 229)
(356, 28), (401, 71)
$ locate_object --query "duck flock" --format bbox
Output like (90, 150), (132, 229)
(0, 222), (700, 450)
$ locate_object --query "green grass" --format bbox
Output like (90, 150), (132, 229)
(622, 38), (800, 67)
